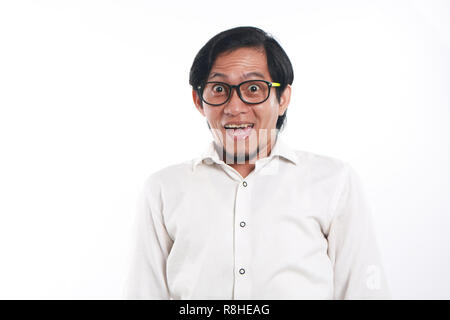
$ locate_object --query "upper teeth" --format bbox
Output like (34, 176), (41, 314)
(224, 123), (253, 129)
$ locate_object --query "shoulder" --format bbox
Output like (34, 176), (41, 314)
(291, 149), (362, 222)
(144, 158), (206, 193)
(141, 159), (195, 191)
(293, 149), (350, 180)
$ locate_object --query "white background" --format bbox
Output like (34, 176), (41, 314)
(0, 0), (449, 299)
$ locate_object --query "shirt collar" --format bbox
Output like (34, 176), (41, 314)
(192, 135), (299, 171)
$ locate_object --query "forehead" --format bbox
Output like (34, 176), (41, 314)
(209, 47), (271, 80)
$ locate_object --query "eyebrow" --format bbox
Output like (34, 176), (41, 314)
(208, 71), (266, 80)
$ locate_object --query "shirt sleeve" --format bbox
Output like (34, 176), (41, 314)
(124, 176), (173, 299)
(327, 163), (391, 299)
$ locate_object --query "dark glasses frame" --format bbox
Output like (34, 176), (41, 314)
(197, 80), (281, 106)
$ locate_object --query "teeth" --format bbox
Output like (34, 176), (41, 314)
(224, 123), (254, 129)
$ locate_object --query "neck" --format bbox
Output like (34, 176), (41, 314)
(214, 135), (278, 179)
(229, 163), (255, 179)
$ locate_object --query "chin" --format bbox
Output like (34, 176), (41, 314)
(227, 147), (259, 163)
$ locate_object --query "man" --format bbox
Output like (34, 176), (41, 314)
(125, 26), (390, 299)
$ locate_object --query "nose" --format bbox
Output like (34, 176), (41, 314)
(223, 87), (250, 116)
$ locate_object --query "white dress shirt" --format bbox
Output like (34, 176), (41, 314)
(125, 137), (390, 299)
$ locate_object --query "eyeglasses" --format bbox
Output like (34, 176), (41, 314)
(197, 80), (281, 106)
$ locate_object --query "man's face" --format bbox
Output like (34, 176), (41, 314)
(193, 47), (291, 163)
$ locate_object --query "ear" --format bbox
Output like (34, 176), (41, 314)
(192, 89), (206, 117)
(278, 84), (291, 116)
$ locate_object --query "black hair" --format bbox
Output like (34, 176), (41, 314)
(189, 26), (294, 130)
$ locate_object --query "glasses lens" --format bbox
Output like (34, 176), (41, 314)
(202, 82), (230, 105)
(240, 81), (269, 104)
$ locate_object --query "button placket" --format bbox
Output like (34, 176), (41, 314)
(233, 179), (252, 299)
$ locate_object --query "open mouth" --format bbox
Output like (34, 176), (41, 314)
(223, 123), (255, 140)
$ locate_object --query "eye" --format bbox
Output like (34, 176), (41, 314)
(249, 85), (259, 92)
(213, 85), (225, 93)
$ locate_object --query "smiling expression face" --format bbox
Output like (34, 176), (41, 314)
(193, 46), (291, 164)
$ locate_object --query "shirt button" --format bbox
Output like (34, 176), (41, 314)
(240, 221), (246, 227)
(242, 181), (247, 187)
(239, 268), (246, 275)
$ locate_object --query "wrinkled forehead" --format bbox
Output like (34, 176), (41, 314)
(208, 47), (271, 81)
